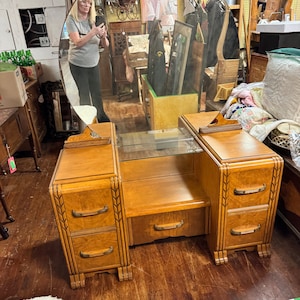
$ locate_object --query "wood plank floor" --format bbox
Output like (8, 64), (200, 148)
(0, 96), (300, 300)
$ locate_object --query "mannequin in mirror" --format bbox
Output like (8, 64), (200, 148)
(66, 0), (110, 123)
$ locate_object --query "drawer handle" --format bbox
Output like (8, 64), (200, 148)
(154, 220), (184, 231)
(234, 184), (266, 195)
(230, 224), (261, 236)
(80, 246), (114, 258)
(72, 205), (108, 218)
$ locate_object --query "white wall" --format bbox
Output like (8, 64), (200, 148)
(0, 0), (67, 82)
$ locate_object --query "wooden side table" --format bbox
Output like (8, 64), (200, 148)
(0, 106), (40, 175)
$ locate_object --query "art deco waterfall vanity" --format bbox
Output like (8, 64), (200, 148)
(49, 112), (283, 288)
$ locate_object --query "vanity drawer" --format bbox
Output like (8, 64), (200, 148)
(61, 180), (116, 232)
(71, 231), (120, 272)
(224, 205), (268, 249)
(127, 208), (209, 246)
(226, 161), (275, 209)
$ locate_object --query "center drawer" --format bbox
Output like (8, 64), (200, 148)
(127, 207), (209, 246)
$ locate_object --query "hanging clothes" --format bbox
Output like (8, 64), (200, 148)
(205, 0), (239, 68)
(147, 19), (167, 96)
(184, 3), (209, 94)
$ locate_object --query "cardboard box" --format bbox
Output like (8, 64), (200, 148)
(0, 64), (28, 109)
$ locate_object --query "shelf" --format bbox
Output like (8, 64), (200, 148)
(122, 173), (210, 217)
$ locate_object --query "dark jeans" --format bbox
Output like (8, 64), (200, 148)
(69, 62), (110, 122)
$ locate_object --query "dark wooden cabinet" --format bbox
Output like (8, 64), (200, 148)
(0, 79), (46, 173)
(25, 80), (47, 157)
(278, 156), (300, 235)
(248, 52), (268, 83)
(0, 108), (29, 163)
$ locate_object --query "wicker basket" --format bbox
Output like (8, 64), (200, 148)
(268, 123), (300, 151)
(269, 128), (290, 150)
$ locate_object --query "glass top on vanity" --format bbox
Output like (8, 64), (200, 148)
(117, 127), (202, 161)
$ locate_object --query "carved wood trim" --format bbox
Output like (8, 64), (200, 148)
(51, 184), (78, 276)
(111, 176), (131, 270)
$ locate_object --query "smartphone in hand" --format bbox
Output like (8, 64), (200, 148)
(96, 15), (106, 27)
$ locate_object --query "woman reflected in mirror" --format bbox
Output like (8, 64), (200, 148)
(66, 0), (110, 123)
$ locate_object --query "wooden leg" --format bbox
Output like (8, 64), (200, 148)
(28, 133), (41, 172)
(213, 250), (228, 265)
(0, 223), (9, 239)
(118, 265), (133, 281)
(257, 243), (271, 258)
(70, 273), (85, 289)
(1, 166), (7, 176)
(0, 183), (14, 222)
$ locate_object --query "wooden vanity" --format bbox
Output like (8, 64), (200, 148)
(49, 112), (283, 288)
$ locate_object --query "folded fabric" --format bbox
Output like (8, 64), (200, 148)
(230, 106), (273, 132)
(221, 82), (265, 116)
(249, 119), (300, 142)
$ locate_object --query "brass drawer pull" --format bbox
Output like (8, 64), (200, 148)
(80, 246), (114, 258)
(234, 184), (266, 195)
(72, 205), (108, 218)
(154, 220), (184, 231)
(230, 224), (261, 236)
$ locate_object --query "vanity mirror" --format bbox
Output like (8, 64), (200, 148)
(58, 0), (239, 133)
(59, 0), (149, 133)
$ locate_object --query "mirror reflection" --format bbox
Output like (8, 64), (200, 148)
(60, 0), (149, 133)
(60, 0), (110, 127)
(59, 0), (240, 133)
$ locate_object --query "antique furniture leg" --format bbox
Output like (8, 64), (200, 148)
(28, 132), (41, 172)
(1, 165), (7, 176)
(0, 182), (15, 222)
(0, 223), (9, 239)
(0, 181), (13, 240)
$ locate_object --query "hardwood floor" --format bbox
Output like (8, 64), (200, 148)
(0, 96), (300, 300)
